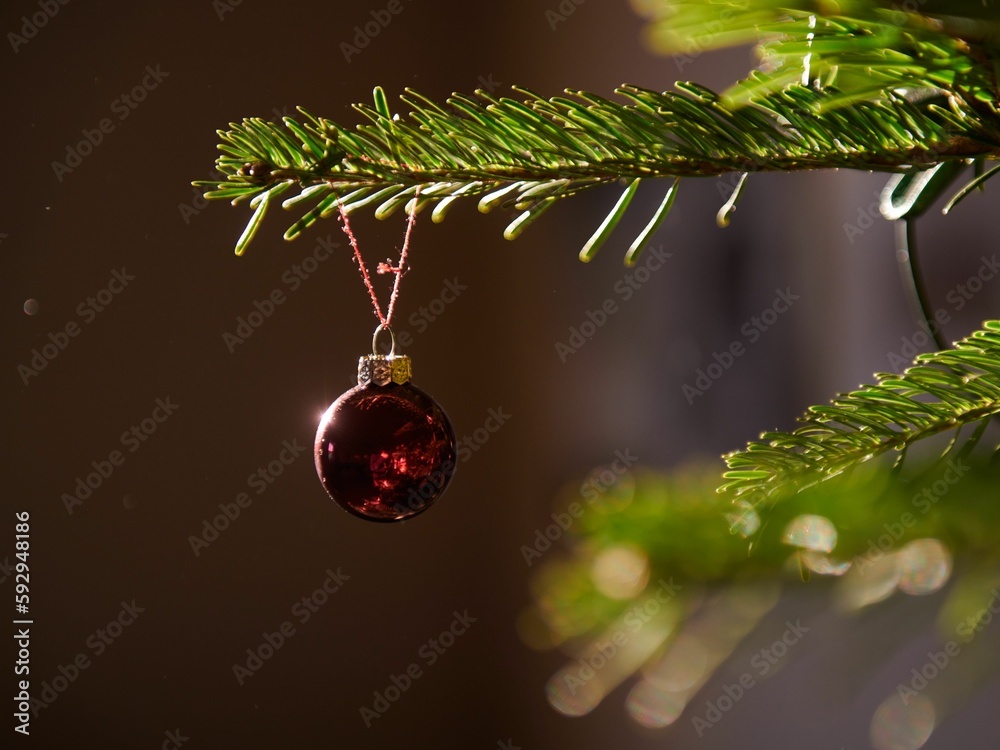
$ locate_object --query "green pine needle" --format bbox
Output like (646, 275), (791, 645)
(720, 321), (1000, 508)
(578, 179), (640, 262)
(196, 72), (1000, 259)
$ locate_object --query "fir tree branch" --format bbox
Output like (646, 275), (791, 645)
(196, 83), (1000, 259)
(642, 0), (1000, 106)
(196, 1), (1000, 262)
(720, 320), (1000, 508)
(529, 455), (1000, 706)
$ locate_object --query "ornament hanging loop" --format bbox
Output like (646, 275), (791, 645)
(359, 326), (411, 386)
(372, 323), (397, 356)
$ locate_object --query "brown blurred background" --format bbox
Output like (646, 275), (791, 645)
(5, 0), (1000, 747)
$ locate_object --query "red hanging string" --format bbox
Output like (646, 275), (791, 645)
(386, 191), (418, 326)
(336, 188), (419, 329)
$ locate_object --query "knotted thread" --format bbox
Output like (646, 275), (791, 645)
(336, 187), (420, 328)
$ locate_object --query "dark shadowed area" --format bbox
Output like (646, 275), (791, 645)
(5, 1), (1000, 748)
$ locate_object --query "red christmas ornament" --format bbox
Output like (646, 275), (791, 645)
(314, 326), (456, 522)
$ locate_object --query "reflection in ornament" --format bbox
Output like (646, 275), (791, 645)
(315, 346), (455, 522)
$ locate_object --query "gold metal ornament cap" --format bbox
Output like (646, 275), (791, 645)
(357, 324), (411, 386)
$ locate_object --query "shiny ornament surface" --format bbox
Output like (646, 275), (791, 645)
(314, 381), (456, 522)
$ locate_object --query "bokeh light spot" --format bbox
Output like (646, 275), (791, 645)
(897, 539), (951, 595)
(836, 552), (901, 611)
(871, 692), (935, 750)
(580, 462), (635, 513)
(726, 500), (760, 537)
(783, 514), (837, 553)
(591, 545), (650, 600)
(801, 550), (851, 576)
(627, 681), (687, 728)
